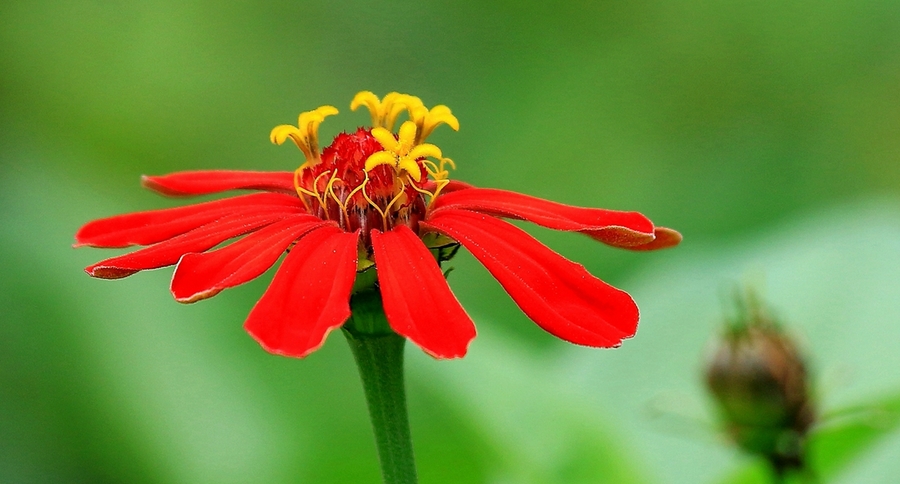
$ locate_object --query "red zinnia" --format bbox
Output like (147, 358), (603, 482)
(75, 91), (681, 359)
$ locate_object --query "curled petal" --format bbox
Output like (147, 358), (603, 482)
(371, 127), (400, 152)
(371, 226), (476, 359)
(431, 188), (656, 248)
(365, 151), (398, 173)
(297, 106), (339, 129)
(427, 105), (459, 131)
(75, 192), (306, 248)
(85, 211), (295, 279)
(244, 226), (359, 358)
(352, 92), (407, 128)
(350, 91), (380, 112)
(171, 215), (331, 302)
(422, 209), (639, 348)
(141, 170), (295, 196)
(397, 158), (422, 180)
(625, 227), (683, 251)
(397, 121), (417, 148)
(408, 143), (442, 161)
(270, 124), (302, 145)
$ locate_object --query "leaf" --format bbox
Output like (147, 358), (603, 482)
(808, 391), (900, 480)
(717, 391), (900, 483)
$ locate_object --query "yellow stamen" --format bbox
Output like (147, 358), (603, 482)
(407, 178), (439, 204)
(307, 170), (332, 212)
(382, 179), (409, 218)
(271, 105), (338, 170)
(343, 172), (369, 207)
(364, 121), (440, 181)
(292, 168), (317, 199)
(428, 178), (451, 202)
(359, 172), (388, 230)
(440, 157), (456, 172)
(394, 94), (459, 144)
(324, 170), (350, 224)
(422, 159), (440, 176)
(282, 93), (462, 223)
(351, 91), (409, 131)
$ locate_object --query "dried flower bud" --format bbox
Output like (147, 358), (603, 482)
(705, 291), (814, 475)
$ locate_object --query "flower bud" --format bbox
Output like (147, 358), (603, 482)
(705, 293), (814, 474)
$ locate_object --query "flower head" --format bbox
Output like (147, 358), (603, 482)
(75, 91), (681, 359)
(705, 290), (813, 473)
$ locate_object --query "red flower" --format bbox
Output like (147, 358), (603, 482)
(75, 92), (680, 359)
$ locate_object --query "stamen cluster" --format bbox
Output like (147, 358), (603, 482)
(270, 92), (460, 243)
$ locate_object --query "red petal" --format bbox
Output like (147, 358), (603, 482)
(170, 215), (331, 303)
(141, 170), (296, 196)
(431, 188), (656, 248)
(422, 179), (474, 194)
(85, 211), (295, 279)
(244, 226), (359, 358)
(370, 226), (476, 359)
(422, 209), (639, 348)
(625, 227), (683, 251)
(75, 192), (305, 248)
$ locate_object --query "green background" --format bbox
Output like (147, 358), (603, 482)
(2, 1), (899, 482)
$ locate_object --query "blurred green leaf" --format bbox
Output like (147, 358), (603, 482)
(718, 392), (900, 484)
(410, 335), (655, 484)
(809, 392), (900, 480)
(3, 0), (900, 482)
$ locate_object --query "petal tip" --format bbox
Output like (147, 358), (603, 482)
(85, 264), (138, 279)
(627, 227), (683, 251)
(421, 328), (476, 359)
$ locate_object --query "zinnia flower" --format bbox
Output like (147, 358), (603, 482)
(75, 91), (681, 359)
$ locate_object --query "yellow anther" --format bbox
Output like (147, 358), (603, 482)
(423, 157), (456, 181)
(324, 170), (352, 224)
(429, 178), (451, 201)
(271, 105), (338, 169)
(382, 180), (410, 217)
(359, 172), (388, 230)
(440, 157), (456, 172)
(393, 94), (459, 144)
(351, 91), (409, 131)
(365, 121), (443, 181)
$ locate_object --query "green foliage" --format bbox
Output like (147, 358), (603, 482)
(2, 0), (900, 482)
(809, 392), (900, 480)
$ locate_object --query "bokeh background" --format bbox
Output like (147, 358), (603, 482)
(2, 1), (900, 483)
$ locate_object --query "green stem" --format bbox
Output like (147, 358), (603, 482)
(343, 328), (418, 484)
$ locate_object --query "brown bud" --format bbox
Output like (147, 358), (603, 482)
(705, 294), (814, 474)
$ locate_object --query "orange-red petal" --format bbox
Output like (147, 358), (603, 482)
(244, 226), (359, 358)
(85, 211), (294, 279)
(171, 215), (332, 303)
(624, 227), (683, 251)
(370, 226), (476, 359)
(75, 193), (306, 248)
(422, 209), (638, 348)
(141, 170), (296, 196)
(431, 188), (657, 248)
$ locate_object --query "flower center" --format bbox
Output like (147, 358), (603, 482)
(271, 91), (460, 247)
(295, 127), (430, 238)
